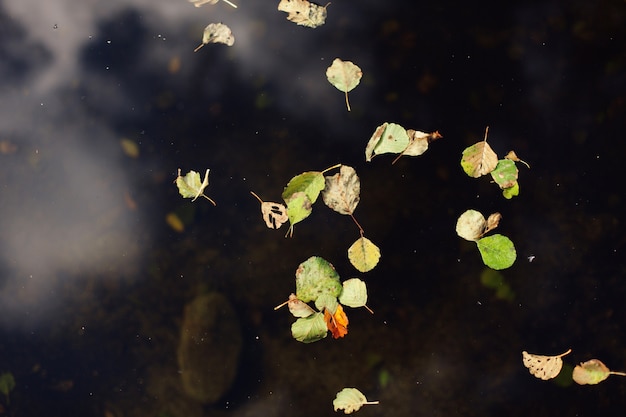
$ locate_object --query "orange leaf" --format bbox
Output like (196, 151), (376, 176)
(324, 304), (349, 339)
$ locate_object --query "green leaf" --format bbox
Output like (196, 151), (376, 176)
(348, 237), (381, 272)
(339, 278), (368, 308)
(282, 171), (326, 205)
(455, 209), (486, 241)
(175, 168), (216, 205)
(333, 388), (379, 414)
(572, 359), (626, 385)
(365, 123), (410, 162)
(476, 234), (516, 270)
(295, 256), (343, 303)
(326, 58), (362, 111)
(491, 159), (518, 189)
(291, 312), (328, 343)
(284, 192), (313, 236)
(315, 293), (339, 313)
(502, 182), (520, 199)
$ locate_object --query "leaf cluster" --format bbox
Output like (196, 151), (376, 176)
(274, 256), (371, 343)
(365, 122), (442, 164)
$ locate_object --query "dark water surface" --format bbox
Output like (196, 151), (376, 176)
(1, 0), (625, 416)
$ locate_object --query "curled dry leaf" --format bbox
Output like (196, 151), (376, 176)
(250, 191), (289, 229)
(333, 388), (379, 414)
(194, 23), (235, 52)
(572, 359), (626, 385)
(522, 349), (571, 380)
(505, 150), (530, 168)
(277, 0), (329, 28)
(175, 168), (217, 205)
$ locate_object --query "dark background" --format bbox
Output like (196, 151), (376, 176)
(0, 0), (625, 416)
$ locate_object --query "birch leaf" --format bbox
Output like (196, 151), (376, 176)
(391, 130), (443, 164)
(282, 171), (326, 205)
(333, 388), (379, 414)
(291, 312), (328, 343)
(287, 293), (315, 317)
(322, 165), (360, 215)
(250, 191), (289, 229)
(455, 209), (486, 241)
(175, 168), (216, 205)
(573, 359), (626, 385)
(338, 278), (368, 308)
(278, 0), (328, 28)
(189, 0), (237, 8)
(194, 23), (235, 52)
(522, 349), (571, 380)
(295, 256), (342, 303)
(461, 127), (498, 177)
(476, 234), (516, 270)
(491, 159), (518, 190)
(365, 123), (409, 161)
(326, 58), (362, 111)
(284, 192), (313, 237)
(348, 237), (381, 272)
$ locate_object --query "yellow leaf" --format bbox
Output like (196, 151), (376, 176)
(522, 349), (571, 380)
(348, 237), (381, 272)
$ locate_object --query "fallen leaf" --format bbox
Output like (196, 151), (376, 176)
(277, 0), (328, 28)
(338, 278), (368, 309)
(194, 23), (235, 52)
(391, 130), (443, 164)
(291, 312), (328, 343)
(455, 209), (486, 241)
(322, 165), (360, 215)
(295, 256), (342, 303)
(165, 212), (185, 232)
(348, 236), (381, 272)
(175, 168), (216, 205)
(522, 349), (571, 380)
(460, 127), (498, 177)
(326, 58), (362, 111)
(250, 191), (289, 229)
(476, 234), (516, 270)
(333, 388), (379, 414)
(365, 122), (409, 161)
(572, 359), (626, 385)
(274, 293), (316, 318)
(324, 304), (349, 339)
(505, 150), (530, 168)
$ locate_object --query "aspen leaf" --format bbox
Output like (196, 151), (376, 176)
(295, 256), (342, 303)
(460, 127), (498, 177)
(323, 304), (349, 339)
(522, 349), (571, 380)
(338, 278), (368, 308)
(572, 359), (626, 385)
(322, 165), (360, 215)
(291, 312), (328, 343)
(194, 23), (235, 52)
(250, 191), (289, 229)
(326, 58), (362, 111)
(284, 192), (313, 237)
(348, 236), (381, 272)
(491, 159), (518, 190)
(333, 388), (379, 414)
(189, 0), (237, 8)
(365, 122), (410, 161)
(278, 0), (328, 28)
(455, 209), (486, 241)
(476, 234), (516, 270)
(175, 168), (216, 205)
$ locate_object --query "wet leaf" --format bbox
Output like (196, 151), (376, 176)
(324, 304), (349, 339)
(189, 0), (237, 8)
(502, 181), (520, 199)
(455, 209), (486, 241)
(333, 388), (379, 414)
(572, 359), (626, 385)
(348, 237), (381, 272)
(291, 312), (328, 343)
(338, 278), (368, 308)
(175, 168), (216, 205)
(391, 130), (443, 164)
(250, 191), (289, 229)
(278, 0), (329, 28)
(194, 23), (235, 52)
(282, 171), (326, 205)
(284, 192), (313, 237)
(166, 212), (185, 232)
(273, 293), (316, 318)
(461, 127), (498, 177)
(476, 234), (516, 270)
(326, 58), (362, 111)
(295, 256), (342, 303)
(120, 138), (140, 158)
(365, 122), (409, 162)
(315, 293), (339, 313)
(322, 165), (360, 215)
(522, 349), (571, 380)
(491, 159), (518, 190)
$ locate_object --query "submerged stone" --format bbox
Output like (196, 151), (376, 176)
(177, 292), (242, 404)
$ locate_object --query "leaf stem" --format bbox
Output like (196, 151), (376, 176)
(350, 213), (364, 236)
(610, 371), (626, 377)
(321, 163), (342, 174)
(250, 191), (264, 204)
(345, 91), (351, 111)
(221, 0), (238, 7)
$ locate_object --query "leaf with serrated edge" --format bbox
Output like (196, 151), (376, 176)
(339, 278), (367, 308)
(175, 169), (216, 205)
(348, 237), (381, 272)
(291, 312), (328, 343)
(326, 58), (362, 111)
(365, 123), (410, 161)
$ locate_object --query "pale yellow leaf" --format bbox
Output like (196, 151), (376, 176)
(348, 237), (381, 273)
(522, 349), (571, 380)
